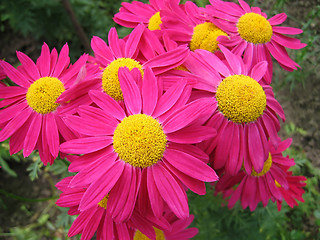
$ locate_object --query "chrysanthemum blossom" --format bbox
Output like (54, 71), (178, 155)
(183, 45), (285, 176)
(134, 212), (198, 240)
(215, 138), (297, 211)
(0, 43), (90, 165)
(161, 1), (228, 53)
(114, 0), (180, 31)
(86, 24), (190, 103)
(60, 67), (218, 222)
(56, 176), (169, 240)
(206, 0), (307, 84)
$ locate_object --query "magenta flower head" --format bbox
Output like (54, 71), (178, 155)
(0, 43), (89, 165)
(205, 0), (307, 84)
(60, 67), (218, 222)
(184, 45), (285, 176)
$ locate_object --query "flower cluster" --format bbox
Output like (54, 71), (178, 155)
(0, 0), (307, 239)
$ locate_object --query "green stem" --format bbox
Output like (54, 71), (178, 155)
(0, 189), (58, 202)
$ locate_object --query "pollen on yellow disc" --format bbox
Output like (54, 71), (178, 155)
(275, 180), (282, 188)
(26, 77), (65, 114)
(148, 11), (162, 31)
(97, 194), (109, 209)
(251, 153), (272, 177)
(237, 13), (273, 44)
(216, 74), (266, 124)
(102, 58), (144, 101)
(113, 114), (167, 168)
(134, 227), (166, 240)
(190, 22), (228, 53)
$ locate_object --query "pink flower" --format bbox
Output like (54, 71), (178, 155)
(60, 67), (218, 222)
(184, 45), (285, 176)
(114, 0), (178, 31)
(133, 212), (198, 240)
(206, 0), (306, 84)
(0, 43), (91, 165)
(215, 138), (299, 211)
(56, 176), (168, 240)
(161, 1), (228, 53)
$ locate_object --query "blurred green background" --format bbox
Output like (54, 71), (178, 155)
(0, 0), (319, 239)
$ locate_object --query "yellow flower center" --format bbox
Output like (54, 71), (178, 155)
(190, 22), (228, 53)
(251, 153), (272, 177)
(102, 58), (144, 101)
(97, 194), (109, 209)
(148, 12), (162, 31)
(26, 77), (65, 114)
(113, 114), (167, 168)
(174, 65), (189, 71)
(216, 74), (266, 123)
(134, 227), (165, 240)
(237, 13), (273, 44)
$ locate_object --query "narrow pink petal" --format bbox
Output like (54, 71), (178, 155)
(266, 96), (285, 122)
(238, 0), (251, 13)
(152, 163), (189, 219)
(273, 26), (303, 35)
(9, 117), (31, 155)
(0, 100), (28, 124)
(0, 86), (26, 99)
(68, 209), (96, 237)
(91, 36), (114, 63)
(258, 177), (270, 207)
(272, 33), (307, 50)
(49, 48), (58, 75)
(152, 79), (187, 118)
(270, 168), (288, 190)
(147, 167), (164, 218)
(60, 54), (88, 87)
(82, 207), (104, 240)
(79, 160), (125, 211)
(163, 158), (206, 195)
(115, 222), (131, 240)
(265, 173), (282, 200)
(16, 51), (40, 81)
(37, 43), (51, 77)
(63, 115), (113, 136)
(248, 123), (265, 173)
(45, 113), (59, 158)
(268, 13), (287, 25)
(260, 114), (278, 149)
(250, 61), (268, 82)
(0, 107), (32, 142)
(53, 43), (70, 77)
(89, 90), (126, 120)
(164, 148), (218, 182)
(142, 67), (158, 115)
(107, 164), (133, 222)
(219, 45), (242, 75)
(167, 125), (216, 144)
(163, 97), (215, 133)
(169, 142), (209, 163)
(1, 61), (31, 88)
(23, 112), (42, 157)
(226, 125), (241, 176)
(125, 24), (145, 58)
(118, 67), (142, 115)
(60, 136), (113, 154)
(243, 43), (254, 69)
(108, 28), (123, 58)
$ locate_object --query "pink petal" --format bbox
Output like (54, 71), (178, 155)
(272, 26), (303, 35)
(1, 61), (31, 88)
(0, 100), (28, 124)
(147, 167), (164, 218)
(45, 113), (59, 158)
(142, 68), (158, 115)
(82, 207), (104, 240)
(53, 43), (70, 77)
(23, 112), (42, 157)
(108, 28), (123, 58)
(125, 24), (145, 58)
(91, 36), (114, 63)
(238, 0), (251, 13)
(250, 61), (268, 82)
(268, 13), (287, 25)
(37, 43), (51, 77)
(49, 48), (58, 76)
(219, 45), (242, 75)
(89, 90), (126, 120)
(0, 86), (26, 99)
(166, 125), (216, 144)
(79, 160), (125, 211)
(68, 208), (96, 237)
(152, 163), (189, 219)
(16, 51), (40, 81)
(247, 123), (265, 173)
(60, 136), (113, 154)
(118, 67), (142, 115)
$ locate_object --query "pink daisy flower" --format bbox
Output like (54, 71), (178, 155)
(215, 138), (296, 211)
(63, 24), (190, 105)
(183, 45), (285, 176)
(206, 0), (307, 84)
(60, 67), (218, 222)
(0, 43), (89, 165)
(161, 1), (228, 53)
(134, 212), (198, 240)
(275, 169), (306, 211)
(114, 0), (179, 31)
(56, 176), (169, 240)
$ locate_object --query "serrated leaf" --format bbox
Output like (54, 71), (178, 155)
(27, 157), (43, 181)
